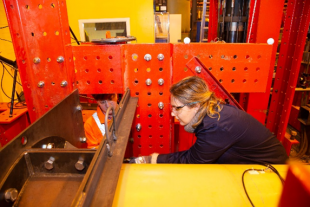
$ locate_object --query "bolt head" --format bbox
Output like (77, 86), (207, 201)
(157, 54), (164, 61)
(146, 79), (152, 86)
(4, 188), (18, 203)
(61, 80), (68, 87)
(75, 160), (85, 171)
(158, 78), (164, 86)
(136, 123), (141, 132)
(76, 104), (82, 111)
(37, 81), (45, 88)
(80, 137), (87, 143)
(57, 56), (64, 63)
(195, 66), (202, 74)
(33, 57), (41, 64)
(144, 54), (152, 61)
(158, 102), (164, 110)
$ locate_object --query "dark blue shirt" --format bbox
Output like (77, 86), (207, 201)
(157, 105), (288, 164)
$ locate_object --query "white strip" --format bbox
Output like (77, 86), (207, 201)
(247, 0), (257, 43)
(92, 112), (105, 136)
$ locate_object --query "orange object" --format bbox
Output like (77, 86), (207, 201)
(106, 31), (112, 38)
(84, 106), (110, 149)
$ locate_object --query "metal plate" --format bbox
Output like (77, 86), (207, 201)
(91, 36), (136, 43)
(173, 43), (273, 92)
(72, 45), (123, 94)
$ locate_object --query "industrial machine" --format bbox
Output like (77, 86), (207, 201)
(1, 0), (310, 206)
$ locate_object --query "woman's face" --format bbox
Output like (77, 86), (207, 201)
(170, 96), (199, 126)
(97, 94), (118, 120)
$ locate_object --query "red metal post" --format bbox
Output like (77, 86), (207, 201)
(245, 0), (285, 124)
(208, 0), (219, 42)
(267, 0), (310, 141)
(2, 0), (75, 122)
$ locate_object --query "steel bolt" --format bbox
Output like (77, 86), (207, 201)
(144, 54), (152, 61)
(75, 158), (85, 171)
(76, 104), (82, 111)
(157, 54), (164, 61)
(158, 102), (164, 110)
(44, 157), (55, 170)
(158, 78), (164, 86)
(80, 137), (87, 143)
(106, 143), (113, 157)
(37, 81), (45, 88)
(4, 188), (18, 203)
(60, 80), (68, 87)
(129, 138), (134, 143)
(146, 79), (152, 86)
(195, 66), (202, 74)
(33, 57), (41, 64)
(136, 123), (141, 132)
(57, 56), (64, 63)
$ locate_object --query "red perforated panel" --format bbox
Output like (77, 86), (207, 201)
(173, 43), (273, 92)
(122, 44), (173, 156)
(72, 45), (123, 94)
(3, 0), (75, 122)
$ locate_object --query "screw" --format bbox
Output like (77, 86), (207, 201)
(158, 78), (164, 86)
(157, 54), (164, 61)
(37, 81), (45, 88)
(75, 158), (85, 171)
(57, 56), (64, 63)
(4, 188), (18, 203)
(44, 157), (55, 170)
(80, 137), (87, 143)
(136, 123), (141, 132)
(158, 102), (164, 110)
(146, 79), (152, 86)
(195, 66), (202, 74)
(76, 104), (82, 111)
(144, 54), (152, 61)
(61, 80), (68, 87)
(33, 57), (41, 64)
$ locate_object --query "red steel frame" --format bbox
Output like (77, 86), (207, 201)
(208, 0), (219, 42)
(2, 0), (300, 155)
(267, 0), (310, 141)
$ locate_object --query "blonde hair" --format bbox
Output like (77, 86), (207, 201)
(170, 76), (222, 128)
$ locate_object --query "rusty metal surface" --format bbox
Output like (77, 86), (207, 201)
(3, 0), (75, 122)
(266, 0), (310, 141)
(0, 89), (86, 184)
(173, 43), (273, 93)
(186, 57), (244, 110)
(122, 44), (173, 156)
(72, 45), (123, 94)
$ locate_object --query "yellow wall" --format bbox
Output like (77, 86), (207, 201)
(0, 3), (22, 102)
(66, 0), (155, 44)
(0, 0), (154, 102)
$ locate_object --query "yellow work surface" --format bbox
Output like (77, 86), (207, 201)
(113, 164), (289, 207)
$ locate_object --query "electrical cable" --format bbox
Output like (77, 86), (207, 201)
(241, 163), (285, 207)
(0, 38), (12, 43)
(7, 101), (27, 109)
(0, 61), (22, 86)
(1, 62), (17, 100)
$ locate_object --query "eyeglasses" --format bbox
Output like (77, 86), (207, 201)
(171, 101), (199, 112)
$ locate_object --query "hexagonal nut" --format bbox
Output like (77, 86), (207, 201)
(4, 188), (18, 203)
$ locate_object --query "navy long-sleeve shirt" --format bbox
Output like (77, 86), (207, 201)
(157, 104), (288, 164)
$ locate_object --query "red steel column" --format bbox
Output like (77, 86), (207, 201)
(245, 0), (284, 124)
(267, 0), (310, 141)
(208, 0), (219, 42)
(2, 0), (75, 122)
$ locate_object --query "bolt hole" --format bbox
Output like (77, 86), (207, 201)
(97, 68), (101, 73)
(85, 69), (89, 73)
(160, 144), (163, 148)
(184, 67), (188, 72)
(148, 103), (152, 107)
(149, 145), (153, 148)
(25, 5), (30, 9)
(135, 92), (139, 96)
(43, 32), (47, 36)
(159, 92), (163, 95)
(147, 92), (151, 96)
(96, 56), (100, 60)
(138, 135), (141, 138)
(10, 5), (13, 9)
(109, 68), (113, 72)
(246, 55), (250, 59)
(159, 114), (163, 118)
(209, 55), (213, 59)
(55, 31), (59, 36)
(160, 135), (163, 138)
(134, 68), (138, 72)
(132, 54), (138, 61)
(111, 80), (115, 84)
(148, 125), (152, 129)
(243, 79), (246, 83)
(233, 55), (237, 59)
(47, 58), (51, 62)
(219, 79), (223, 83)
(51, 3), (55, 8)
(221, 55), (225, 59)
(146, 68), (151, 72)
(134, 80), (138, 84)
(51, 82), (55, 85)
(256, 67), (260, 71)
(138, 145), (141, 148)
(108, 55), (113, 59)
(231, 79), (235, 83)
(31, 32), (35, 37)
(254, 79), (258, 83)
(99, 80), (102, 84)
(148, 114), (152, 118)
(232, 67), (236, 71)
(84, 56), (87, 60)
(209, 67), (212, 71)
(38, 4), (43, 9)
(159, 125), (163, 128)
(220, 67), (224, 71)
(257, 55), (261, 59)
(159, 67), (163, 72)
(244, 67), (248, 71)
(86, 81), (90, 85)
(184, 54), (188, 59)
(136, 114), (140, 118)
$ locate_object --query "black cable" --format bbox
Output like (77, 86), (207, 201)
(7, 101), (27, 109)
(0, 61), (22, 86)
(0, 38), (12, 43)
(0, 26), (8, 29)
(69, 26), (80, 45)
(1, 62), (17, 100)
(242, 164), (285, 207)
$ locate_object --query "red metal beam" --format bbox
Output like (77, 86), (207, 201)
(208, 0), (219, 42)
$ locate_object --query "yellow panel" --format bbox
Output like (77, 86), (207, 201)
(113, 164), (290, 207)
(66, 0), (155, 44)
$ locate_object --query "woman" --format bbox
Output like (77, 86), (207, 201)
(151, 76), (288, 164)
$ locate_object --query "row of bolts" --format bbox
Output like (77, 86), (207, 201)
(33, 54), (166, 88)
(4, 156), (85, 203)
